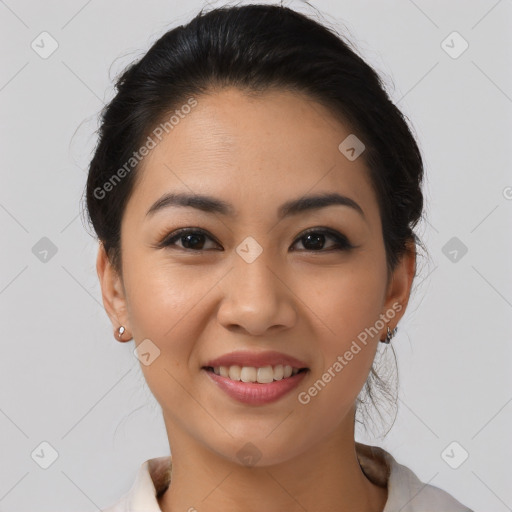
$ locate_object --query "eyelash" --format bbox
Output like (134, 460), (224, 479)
(157, 227), (355, 253)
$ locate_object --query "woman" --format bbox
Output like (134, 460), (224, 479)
(85, 4), (474, 511)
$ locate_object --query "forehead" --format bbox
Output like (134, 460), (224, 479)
(127, 87), (379, 224)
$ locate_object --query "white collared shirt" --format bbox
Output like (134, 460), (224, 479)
(101, 443), (474, 511)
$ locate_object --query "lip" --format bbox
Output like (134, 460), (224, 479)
(203, 367), (309, 405)
(203, 350), (309, 370)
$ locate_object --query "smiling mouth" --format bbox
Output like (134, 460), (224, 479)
(202, 365), (309, 384)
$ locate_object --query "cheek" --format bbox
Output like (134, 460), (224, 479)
(123, 255), (211, 341)
(298, 260), (385, 406)
(121, 258), (210, 398)
(303, 256), (386, 346)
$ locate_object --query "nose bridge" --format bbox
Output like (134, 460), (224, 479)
(217, 244), (296, 334)
(231, 243), (281, 306)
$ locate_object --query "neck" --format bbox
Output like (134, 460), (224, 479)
(158, 413), (387, 512)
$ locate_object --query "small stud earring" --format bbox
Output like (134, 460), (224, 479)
(381, 326), (398, 344)
(117, 326), (126, 340)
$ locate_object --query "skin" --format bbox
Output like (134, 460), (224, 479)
(97, 87), (416, 512)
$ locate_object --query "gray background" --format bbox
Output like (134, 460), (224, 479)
(1, 0), (511, 511)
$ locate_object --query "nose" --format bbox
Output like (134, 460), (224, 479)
(216, 252), (297, 336)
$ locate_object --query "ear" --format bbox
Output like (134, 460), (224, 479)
(380, 239), (417, 338)
(96, 243), (132, 342)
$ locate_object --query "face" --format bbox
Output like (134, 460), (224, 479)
(98, 87), (414, 466)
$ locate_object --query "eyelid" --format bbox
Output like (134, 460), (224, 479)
(157, 226), (355, 252)
(158, 227), (222, 250)
(291, 227), (355, 251)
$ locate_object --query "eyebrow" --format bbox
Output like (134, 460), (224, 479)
(146, 191), (366, 221)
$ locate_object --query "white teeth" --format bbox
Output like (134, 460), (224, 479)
(240, 366), (256, 382)
(209, 364), (303, 383)
(273, 364), (284, 380)
(228, 365), (241, 381)
(257, 366), (274, 383)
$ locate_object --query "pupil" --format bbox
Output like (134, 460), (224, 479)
(183, 234), (203, 249)
(304, 233), (324, 250)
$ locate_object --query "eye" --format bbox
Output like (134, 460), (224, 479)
(158, 227), (354, 253)
(159, 228), (221, 251)
(290, 228), (354, 252)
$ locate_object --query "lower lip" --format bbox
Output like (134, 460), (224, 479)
(203, 368), (308, 405)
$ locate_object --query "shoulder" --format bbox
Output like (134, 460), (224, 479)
(100, 500), (125, 512)
(356, 443), (474, 512)
(101, 448), (475, 512)
(99, 456), (171, 512)
(100, 486), (132, 512)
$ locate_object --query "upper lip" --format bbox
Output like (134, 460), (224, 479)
(203, 350), (309, 369)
